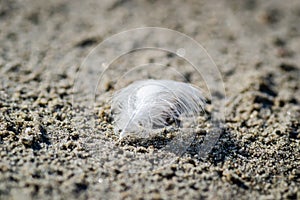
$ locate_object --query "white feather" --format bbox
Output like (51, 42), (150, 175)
(111, 79), (206, 139)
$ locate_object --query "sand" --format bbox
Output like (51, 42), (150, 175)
(0, 0), (299, 199)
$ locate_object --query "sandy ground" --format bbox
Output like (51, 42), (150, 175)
(0, 0), (299, 199)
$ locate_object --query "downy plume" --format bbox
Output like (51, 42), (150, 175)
(111, 79), (206, 139)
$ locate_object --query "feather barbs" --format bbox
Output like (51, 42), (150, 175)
(111, 79), (206, 139)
